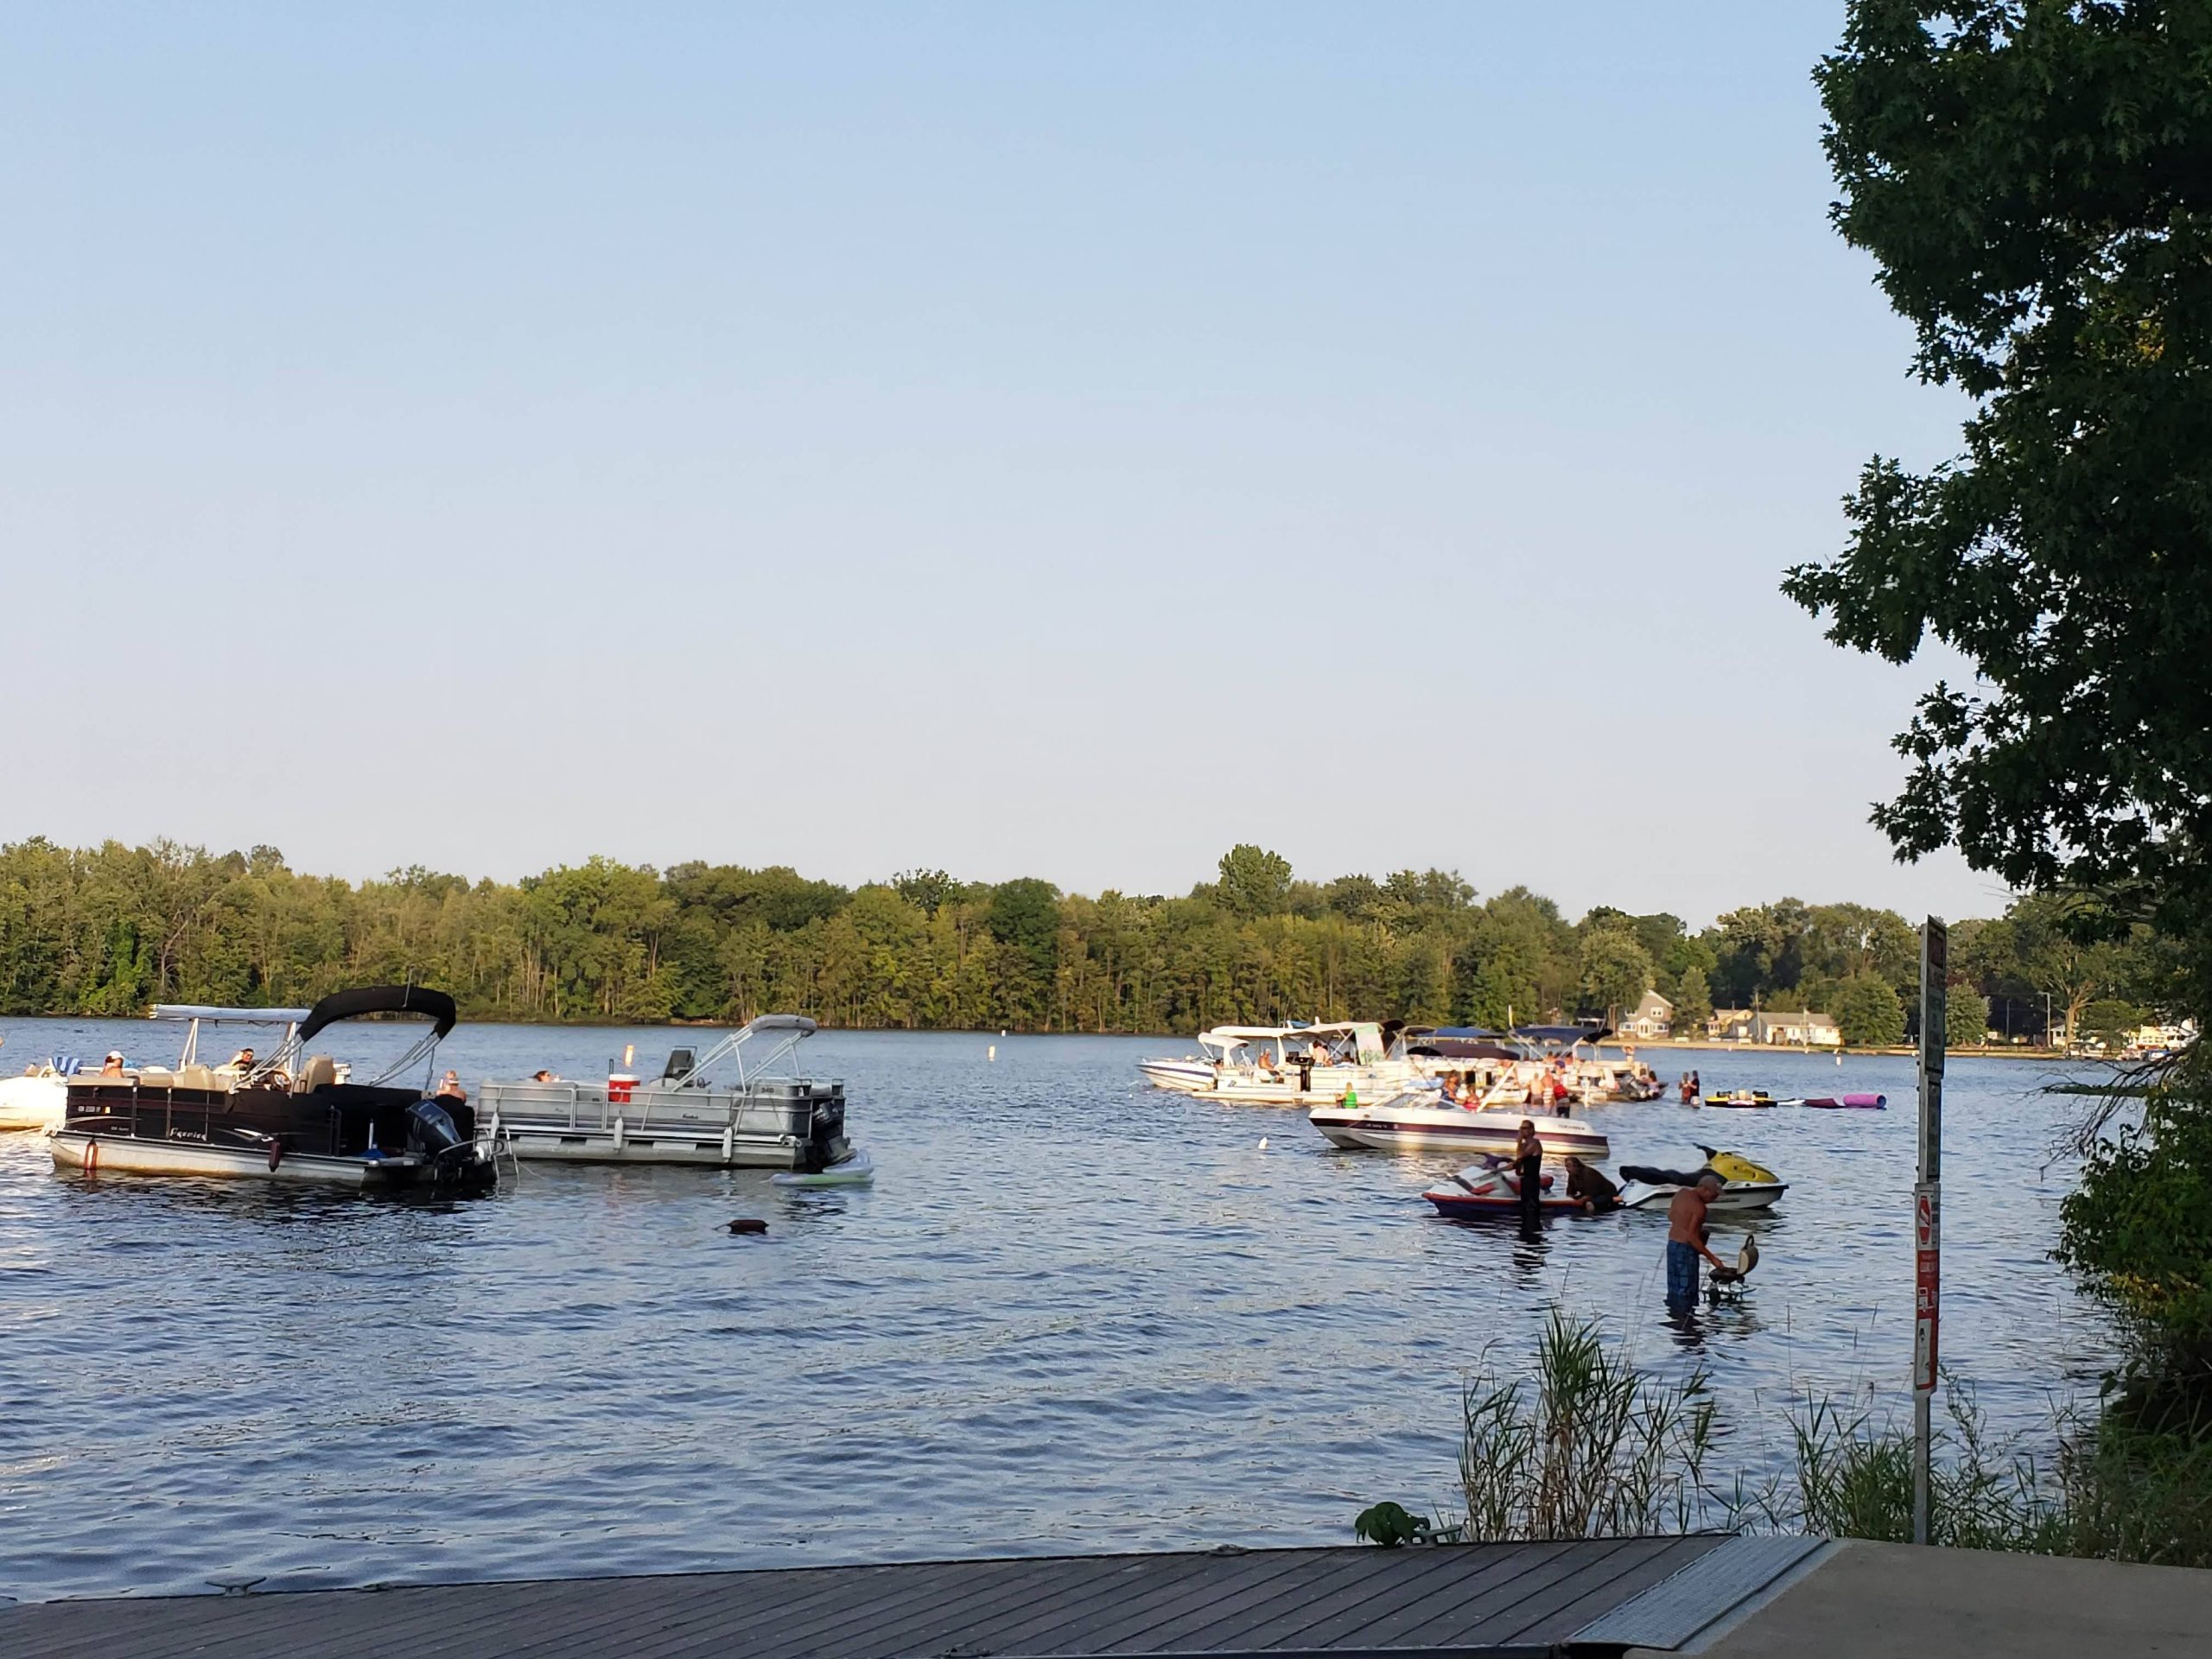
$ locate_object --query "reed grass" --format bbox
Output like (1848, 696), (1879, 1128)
(1457, 1308), (1717, 1541)
(1442, 1312), (2212, 1566)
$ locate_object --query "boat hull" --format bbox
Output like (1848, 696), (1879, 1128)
(1136, 1059), (1215, 1093)
(1309, 1102), (1609, 1160)
(1617, 1179), (1787, 1212)
(1424, 1190), (1584, 1218)
(50, 1128), (441, 1189)
(0, 1075), (66, 1132)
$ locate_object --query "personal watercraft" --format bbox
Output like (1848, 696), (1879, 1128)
(1615, 1147), (1787, 1211)
(1421, 1155), (1584, 1219)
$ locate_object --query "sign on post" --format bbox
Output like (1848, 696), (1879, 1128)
(1913, 918), (1947, 1546)
(1913, 1181), (1940, 1390)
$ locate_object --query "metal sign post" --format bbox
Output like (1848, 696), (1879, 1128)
(1913, 918), (1947, 1545)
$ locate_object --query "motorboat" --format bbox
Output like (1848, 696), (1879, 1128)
(1422, 1157), (1584, 1220)
(1700, 1089), (1778, 1109)
(49, 988), (497, 1192)
(1309, 1090), (1609, 1160)
(1406, 1026), (1664, 1107)
(0, 1061), (74, 1132)
(1616, 1147), (1787, 1212)
(479, 1014), (855, 1171)
(1137, 1021), (1437, 1108)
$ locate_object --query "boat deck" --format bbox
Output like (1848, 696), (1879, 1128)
(3, 1536), (1827, 1658)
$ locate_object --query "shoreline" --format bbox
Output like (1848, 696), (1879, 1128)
(1600, 1037), (2070, 1061)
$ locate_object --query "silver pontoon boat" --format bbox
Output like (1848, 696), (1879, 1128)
(478, 1014), (852, 1171)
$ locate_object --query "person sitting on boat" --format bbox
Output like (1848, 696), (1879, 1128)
(435, 1071), (468, 1103)
(99, 1051), (126, 1077)
(1308, 1039), (1330, 1067)
(1664, 1175), (1729, 1307)
(531, 1068), (560, 1083)
(227, 1046), (256, 1072)
(1563, 1156), (1619, 1214)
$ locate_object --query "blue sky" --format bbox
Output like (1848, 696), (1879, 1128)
(1, 3), (2006, 923)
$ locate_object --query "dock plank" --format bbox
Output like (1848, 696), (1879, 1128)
(1, 1539), (1770, 1659)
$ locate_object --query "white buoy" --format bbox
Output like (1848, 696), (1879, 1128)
(988, 1045), (996, 1061)
(1258, 1136), (1269, 1149)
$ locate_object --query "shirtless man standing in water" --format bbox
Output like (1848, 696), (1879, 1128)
(1665, 1174), (1728, 1306)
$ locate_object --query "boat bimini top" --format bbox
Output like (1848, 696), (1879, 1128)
(1198, 1021), (1393, 1065)
(658, 1013), (819, 1090)
(250, 985), (460, 1091)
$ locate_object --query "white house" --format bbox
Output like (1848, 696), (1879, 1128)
(1619, 988), (1674, 1039)
(1709, 1009), (1758, 1042)
(1752, 1009), (1843, 1047)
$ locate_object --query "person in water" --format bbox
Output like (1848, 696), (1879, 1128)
(1563, 1155), (1619, 1214)
(1665, 1175), (1729, 1306)
(1514, 1120), (1544, 1232)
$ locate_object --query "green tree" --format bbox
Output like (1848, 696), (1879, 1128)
(1796, 3), (2212, 957)
(1578, 927), (1653, 1026)
(2081, 998), (2145, 1053)
(1216, 845), (1294, 919)
(1672, 964), (1714, 1036)
(1834, 975), (1905, 1048)
(1945, 989), (1989, 1051)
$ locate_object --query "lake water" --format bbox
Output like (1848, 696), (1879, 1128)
(0, 1020), (2116, 1601)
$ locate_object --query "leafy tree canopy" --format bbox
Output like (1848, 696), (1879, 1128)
(1794, 2), (2212, 960)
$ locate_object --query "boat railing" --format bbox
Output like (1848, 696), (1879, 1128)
(486, 1077), (830, 1135)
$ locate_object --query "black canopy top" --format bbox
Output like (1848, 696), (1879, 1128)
(298, 985), (459, 1046)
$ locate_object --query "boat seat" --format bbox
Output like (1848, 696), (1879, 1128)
(296, 1055), (339, 1092)
(174, 1065), (220, 1090)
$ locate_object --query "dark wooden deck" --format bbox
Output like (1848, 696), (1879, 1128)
(1, 1536), (1826, 1658)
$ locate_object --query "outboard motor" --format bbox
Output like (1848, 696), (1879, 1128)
(405, 1100), (466, 1157)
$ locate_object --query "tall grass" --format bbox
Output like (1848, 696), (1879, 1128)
(1446, 1313), (2212, 1565)
(1458, 1308), (1717, 1540)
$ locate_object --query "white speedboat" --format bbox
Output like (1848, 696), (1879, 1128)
(0, 1068), (70, 1132)
(1308, 1091), (1609, 1160)
(480, 1014), (854, 1170)
(1138, 1021), (1436, 1108)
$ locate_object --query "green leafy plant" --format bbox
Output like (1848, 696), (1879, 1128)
(1352, 1502), (1433, 1548)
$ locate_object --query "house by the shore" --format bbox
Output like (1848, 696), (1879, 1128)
(1751, 1008), (1842, 1047)
(1619, 988), (1673, 1039)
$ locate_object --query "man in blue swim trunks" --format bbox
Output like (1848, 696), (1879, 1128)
(1665, 1175), (1728, 1306)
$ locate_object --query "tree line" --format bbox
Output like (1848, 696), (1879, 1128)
(0, 836), (2171, 1042)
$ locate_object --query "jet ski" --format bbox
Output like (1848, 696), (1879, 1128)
(1422, 1155), (1584, 1219)
(1615, 1147), (1787, 1211)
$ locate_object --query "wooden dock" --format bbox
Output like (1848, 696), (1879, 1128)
(2, 1535), (1827, 1658)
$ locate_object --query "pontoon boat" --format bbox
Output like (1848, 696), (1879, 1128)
(49, 988), (496, 1192)
(479, 1014), (854, 1170)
